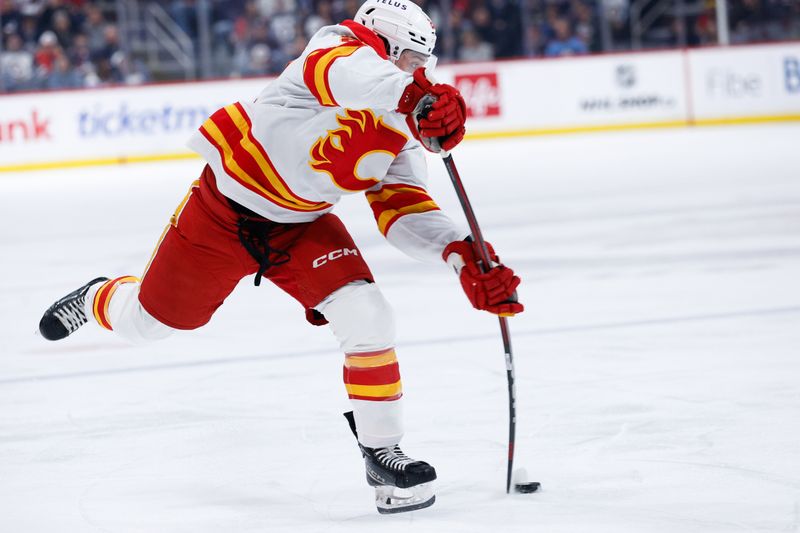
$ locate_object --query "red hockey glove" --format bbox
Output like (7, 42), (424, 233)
(397, 68), (467, 153)
(443, 240), (524, 316)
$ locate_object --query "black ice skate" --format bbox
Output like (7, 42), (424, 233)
(344, 411), (436, 514)
(38, 277), (108, 341)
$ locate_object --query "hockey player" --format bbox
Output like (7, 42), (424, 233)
(38, 0), (523, 514)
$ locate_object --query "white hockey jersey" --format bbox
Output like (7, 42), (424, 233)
(187, 21), (466, 263)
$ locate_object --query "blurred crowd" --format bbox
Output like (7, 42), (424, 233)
(0, 0), (150, 91)
(1, 0), (799, 92)
(601, 0), (800, 50)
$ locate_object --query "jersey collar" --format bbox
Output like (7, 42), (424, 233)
(340, 20), (390, 60)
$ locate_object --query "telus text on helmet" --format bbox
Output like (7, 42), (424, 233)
(375, 0), (408, 10)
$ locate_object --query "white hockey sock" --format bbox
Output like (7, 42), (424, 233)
(85, 277), (174, 344)
(317, 282), (405, 447)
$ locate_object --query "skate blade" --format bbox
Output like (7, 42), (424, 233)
(374, 482), (435, 514)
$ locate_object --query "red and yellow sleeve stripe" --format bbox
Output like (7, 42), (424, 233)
(92, 276), (139, 331)
(365, 183), (441, 236)
(199, 103), (332, 213)
(343, 348), (403, 401)
(302, 43), (362, 107)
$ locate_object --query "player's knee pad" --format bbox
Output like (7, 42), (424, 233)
(317, 281), (396, 353)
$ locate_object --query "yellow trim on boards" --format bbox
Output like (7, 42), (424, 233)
(692, 114), (800, 127)
(464, 114), (800, 141)
(1, 113), (799, 174)
(0, 152), (201, 173)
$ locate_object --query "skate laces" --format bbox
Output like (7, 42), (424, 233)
(373, 445), (417, 472)
(52, 297), (88, 333)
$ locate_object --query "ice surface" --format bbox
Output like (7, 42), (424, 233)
(1, 124), (799, 532)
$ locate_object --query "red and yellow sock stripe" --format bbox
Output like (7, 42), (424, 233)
(365, 183), (441, 236)
(343, 348), (403, 401)
(92, 276), (139, 331)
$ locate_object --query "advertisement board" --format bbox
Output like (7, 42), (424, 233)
(0, 79), (266, 169)
(688, 43), (800, 120)
(428, 51), (689, 135)
(453, 72), (502, 118)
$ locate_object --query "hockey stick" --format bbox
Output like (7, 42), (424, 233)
(438, 151), (537, 494)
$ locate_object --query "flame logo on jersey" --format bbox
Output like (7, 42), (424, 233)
(309, 109), (408, 192)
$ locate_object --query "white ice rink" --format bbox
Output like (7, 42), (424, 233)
(1, 124), (799, 532)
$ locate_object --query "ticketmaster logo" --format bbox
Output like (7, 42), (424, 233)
(78, 103), (215, 137)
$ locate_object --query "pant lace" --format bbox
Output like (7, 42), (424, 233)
(236, 215), (291, 286)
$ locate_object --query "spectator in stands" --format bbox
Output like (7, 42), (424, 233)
(69, 32), (93, 74)
(88, 24), (148, 87)
(231, 18), (281, 76)
(51, 9), (75, 49)
(241, 41), (272, 76)
(544, 16), (587, 56)
(523, 23), (545, 57)
(1, 32), (34, 91)
(285, 33), (308, 61)
(459, 27), (494, 62)
(43, 49), (83, 89)
(304, 0), (334, 39)
(18, 12), (42, 52)
(541, 3), (561, 43)
(603, 0), (631, 49)
(82, 4), (108, 52)
(111, 49), (149, 85)
(34, 30), (62, 75)
(694, 11), (718, 45)
(471, 4), (495, 46)
(37, 0), (72, 36)
(256, 0), (296, 18)
(572, 0), (598, 52)
(486, 0), (523, 58)
(0, 0), (23, 37)
(268, 0), (299, 52)
(440, 8), (466, 61)
(91, 23), (121, 65)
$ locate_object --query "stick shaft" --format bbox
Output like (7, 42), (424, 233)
(441, 153), (518, 494)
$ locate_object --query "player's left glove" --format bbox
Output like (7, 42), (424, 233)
(397, 68), (466, 153)
(443, 239), (524, 316)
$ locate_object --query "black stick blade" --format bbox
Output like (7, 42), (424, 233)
(514, 482), (541, 494)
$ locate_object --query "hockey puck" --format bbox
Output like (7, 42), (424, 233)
(514, 482), (541, 494)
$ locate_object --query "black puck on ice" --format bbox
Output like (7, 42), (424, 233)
(514, 482), (541, 494)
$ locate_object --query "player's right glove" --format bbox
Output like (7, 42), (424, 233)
(443, 240), (524, 317)
(397, 68), (466, 153)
